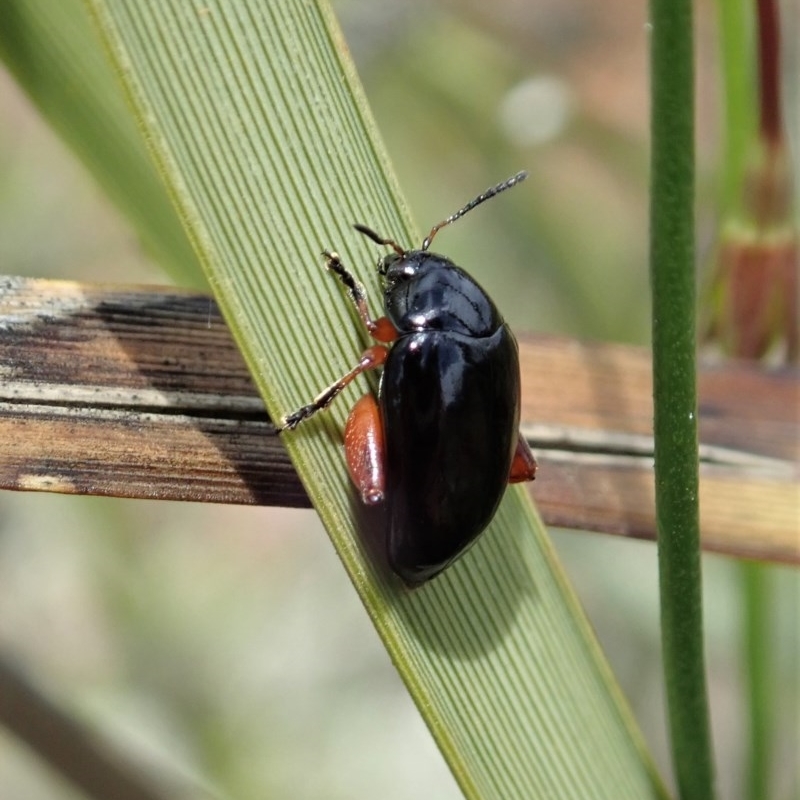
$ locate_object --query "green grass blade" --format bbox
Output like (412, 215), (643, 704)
(0, 0), (203, 285)
(649, 1), (716, 798)
(83, 2), (668, 796)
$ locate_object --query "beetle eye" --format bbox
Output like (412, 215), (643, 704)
(378, 253), (400, 276)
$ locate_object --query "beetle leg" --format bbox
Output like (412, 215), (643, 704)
(344, 393), (386, 505)
(279, 344), (389, 431)
(323, 251), (398, 342)
(509, 434), (537, 483)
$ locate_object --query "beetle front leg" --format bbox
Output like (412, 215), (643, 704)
(279, 344), (389, 431)
(509, 434), (537, 483)
(323, 251), (397, 342)
(344, 393), (386, 504)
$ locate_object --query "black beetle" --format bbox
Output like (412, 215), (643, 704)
(281, 173), (536, 584)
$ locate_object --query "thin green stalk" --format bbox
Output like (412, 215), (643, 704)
(714, 3), (782, 796)
(713, 0), (756, 216)
(649, 1), (716, 799)
(741, 562), (773, 800)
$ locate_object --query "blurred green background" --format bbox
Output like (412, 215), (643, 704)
(0, 1), (797, 798)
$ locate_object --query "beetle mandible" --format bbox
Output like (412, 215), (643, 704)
(281, 172), (537, 584)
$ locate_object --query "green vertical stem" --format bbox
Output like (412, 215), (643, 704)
(741, 562), (773, 800)
(737, 0), (785, 793)
(649, 2), (716, 799)
(715, 0), (785, 790)
(713, 0), (756, 216)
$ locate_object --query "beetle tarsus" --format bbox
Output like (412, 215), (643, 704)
(323, 251), (367, 308)
(278, 403), (325, 433)
(280, 387), (341, 431)
(280, 345), (389, 432)
(323, 251), (397, 342)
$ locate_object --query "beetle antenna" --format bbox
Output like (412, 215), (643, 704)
(353, 224), (406, 256)
(421, 171), (528, 251)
